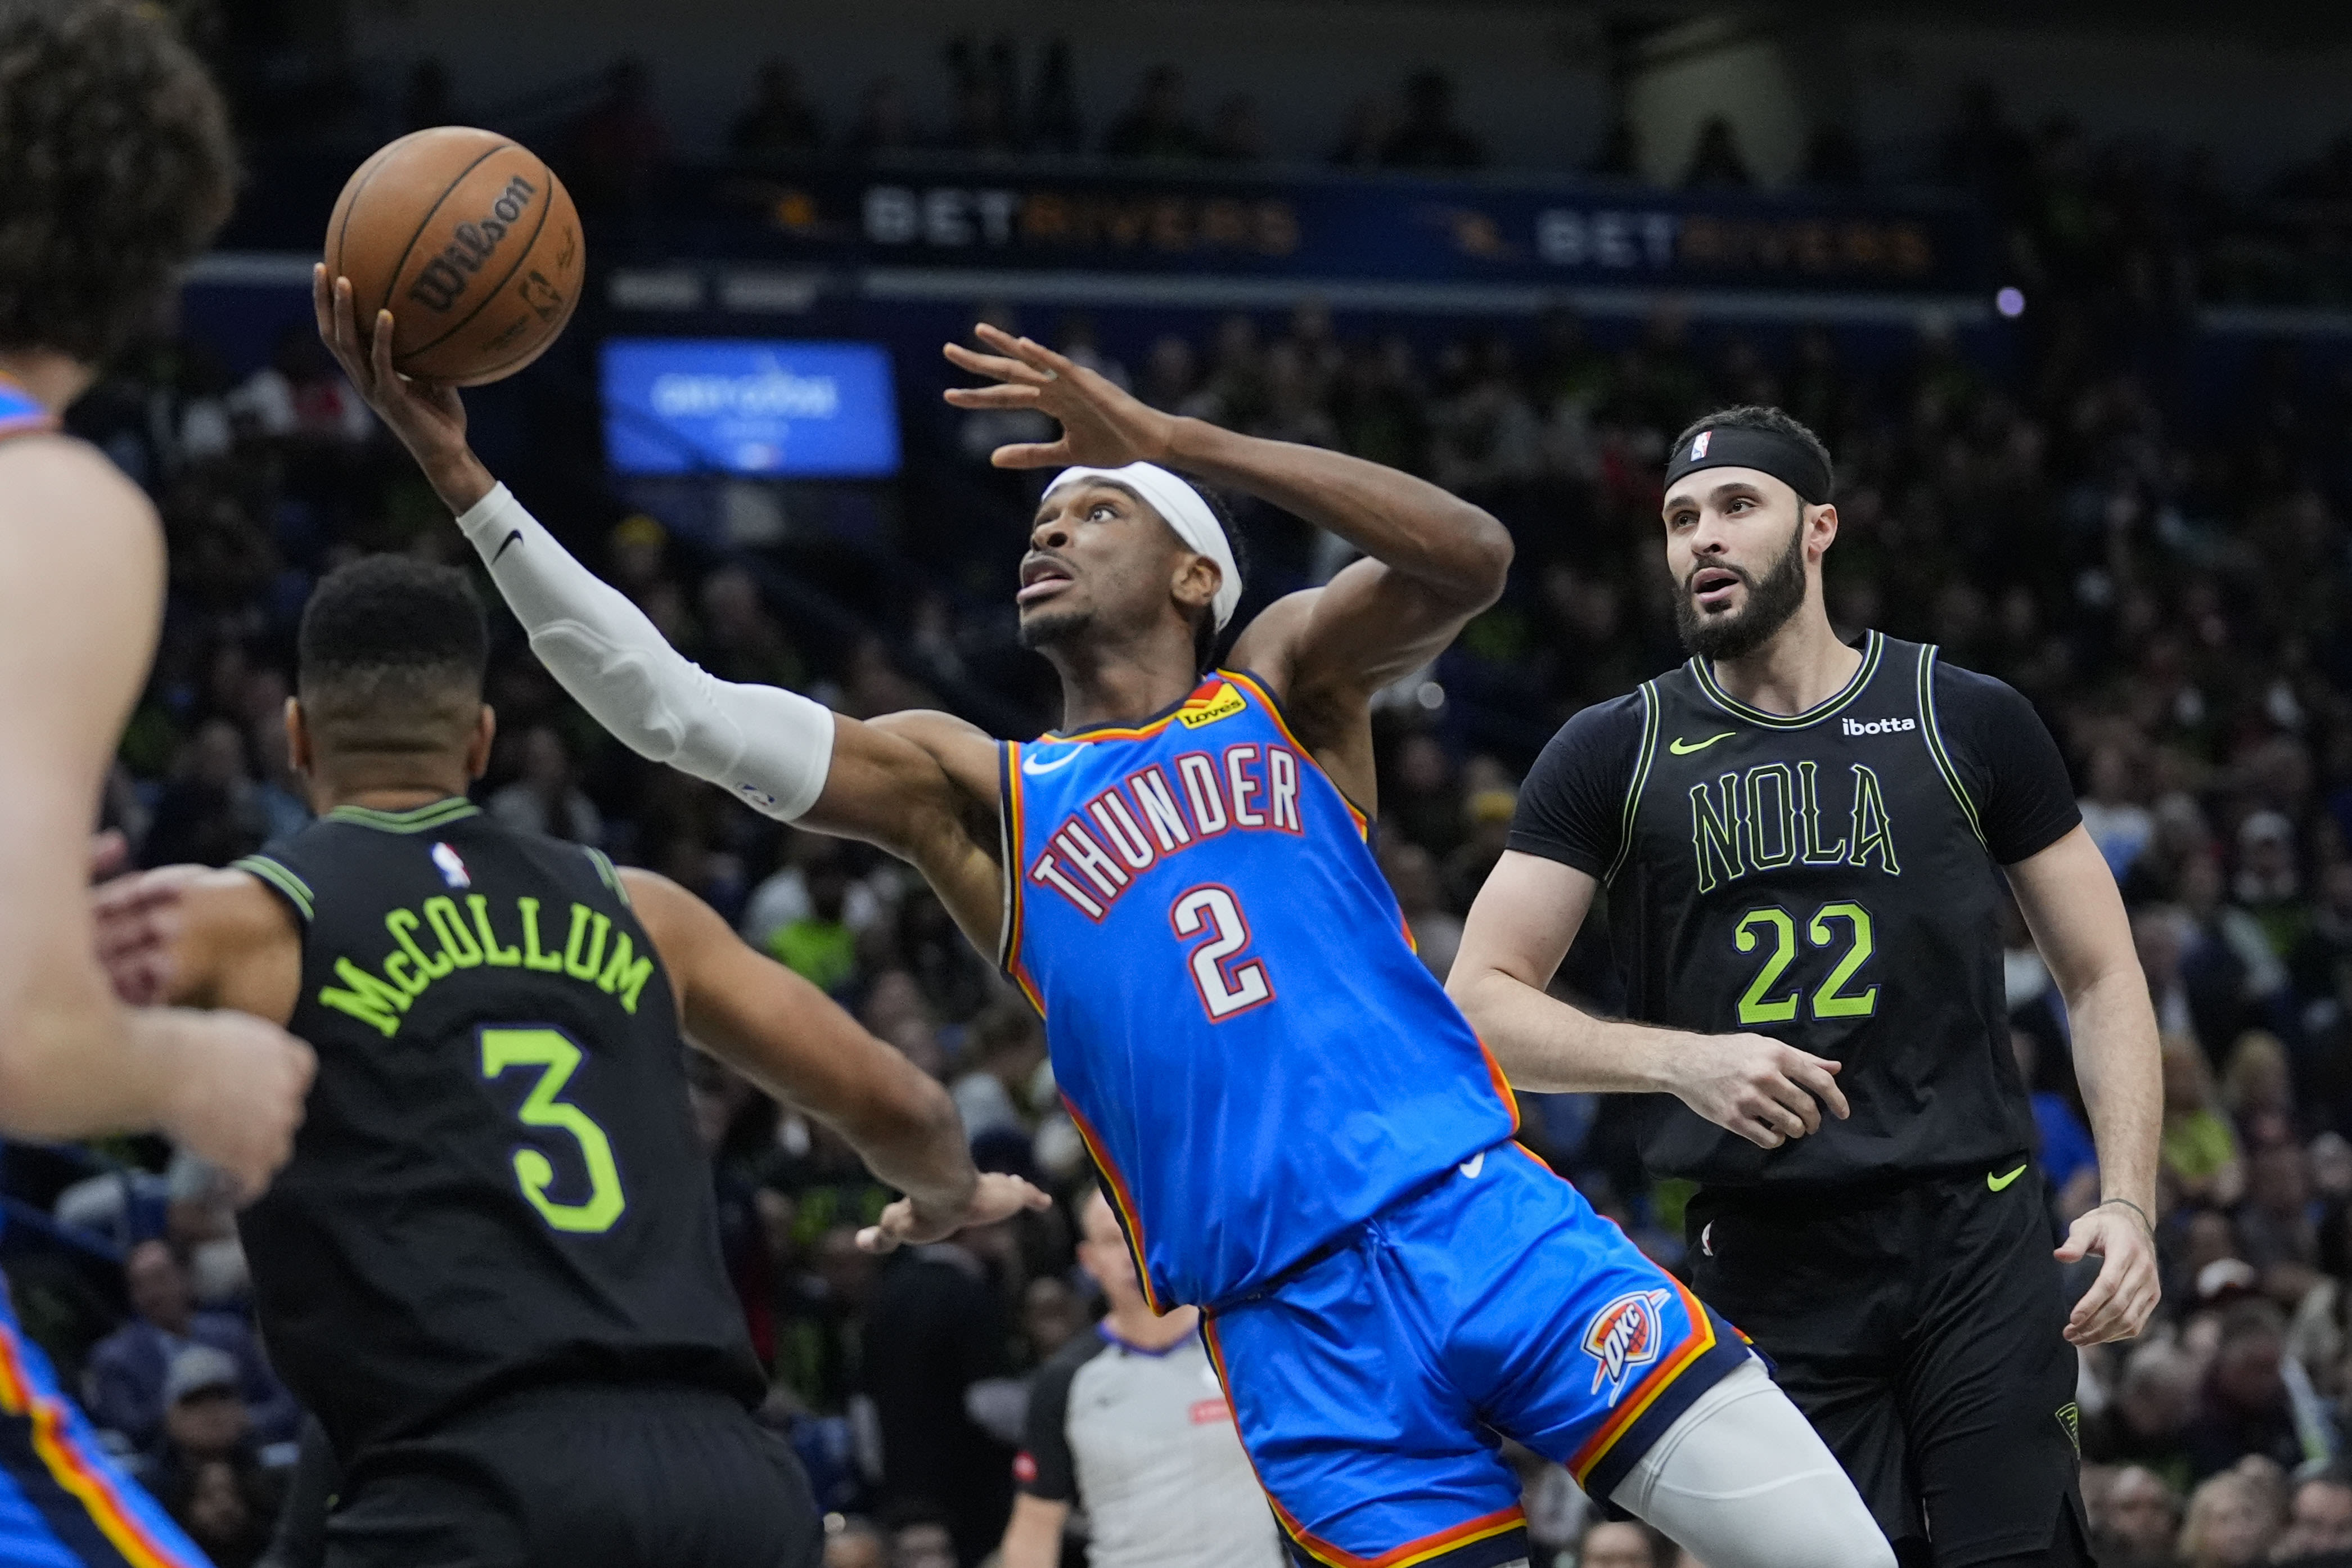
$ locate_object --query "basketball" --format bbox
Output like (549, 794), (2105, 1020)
(323, 126), (583, 386)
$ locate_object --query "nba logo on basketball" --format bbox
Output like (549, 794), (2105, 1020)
(1690, 431), (1711, 459)
(1583, 1287), (1673, 1404)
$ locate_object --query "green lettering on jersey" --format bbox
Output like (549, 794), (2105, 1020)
(422, 896), (483, 968)
(1797, 759), (1848, 865)
(516, 898), (565, 972)
(561, 904), (610, 981)
(1745, 763), (1799, 870)
(596, 932), (655, 1014)
(1846, 764), (1901, 875)
(468, 894), (522, 966)
(318, 956), (410, 1037)
(1689, 774), (1746, 894)
(385, 908), (451, 985)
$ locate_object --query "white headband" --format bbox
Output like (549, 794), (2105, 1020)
(1043, 462), (1242, 632)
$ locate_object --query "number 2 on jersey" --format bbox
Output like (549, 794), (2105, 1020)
(1733, 901), (1880, 1024)
(1170, 885), (1274, 1020)
(479, 1026), (627, 1233)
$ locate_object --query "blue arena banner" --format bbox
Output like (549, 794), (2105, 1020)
(690, 163), (1986, 294)
(601, 337), (901, 477)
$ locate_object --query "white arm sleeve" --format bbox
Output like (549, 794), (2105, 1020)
(454, 483), (833, 821)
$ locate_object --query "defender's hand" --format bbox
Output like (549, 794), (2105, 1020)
(91, 864), (206, 1006)
(2058, 1201), (2160, 1345)
(855, 1171), (1054, 1255)
(312, 264), (471, 471)
(146, 1009), (316, 1203)
(1670, 1032), (1849, 1150)
(942, 323), (1178, 471)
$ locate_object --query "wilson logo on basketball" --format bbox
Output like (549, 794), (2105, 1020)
(1583, 1287), (1673, 1405)
(408, 173), (539, 312)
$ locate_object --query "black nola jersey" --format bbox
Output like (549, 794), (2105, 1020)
(233, 798), (763, 1458)
(1508, 632), (2083, 1190)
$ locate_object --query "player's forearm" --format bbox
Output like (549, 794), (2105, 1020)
(826, 1069), (980, 1218)
(1163, 417), (1512, 605)
(2063, 966), (2162, 1214)
(0, 953), (170, 1138)
(1450, 965), (1688, 1094)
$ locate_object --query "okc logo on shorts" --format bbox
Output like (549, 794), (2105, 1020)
(1583, 1287), (1673, 1405)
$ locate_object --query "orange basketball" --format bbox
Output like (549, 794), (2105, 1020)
(323, 127), (584, 386)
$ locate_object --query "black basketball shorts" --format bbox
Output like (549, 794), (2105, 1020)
(1686, 1164), (2089, 1567)
(323, 1381), (822, 1568)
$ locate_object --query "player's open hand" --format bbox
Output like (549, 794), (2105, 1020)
(91, 863), (206, 1006)
(2057, 1200), (2160, 1345)
(1672, 1031), (1850, 1151)
(313, 263), (468, 462)
(855, 1171), (1055, 1255)
(942, 323), (1178, 471)
(145, 1008), (316, 1204)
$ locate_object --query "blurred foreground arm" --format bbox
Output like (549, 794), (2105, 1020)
(0, 440), (311, 1195)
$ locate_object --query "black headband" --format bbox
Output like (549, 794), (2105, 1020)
(1663, 424), (1833, 506)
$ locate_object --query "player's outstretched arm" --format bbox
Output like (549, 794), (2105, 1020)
(1450, 851), (1848, 1150)
(2008, 824), (2162, 1344)
(314, 268), (1007, 941)
(946, 324), (1512, 803)
(0, 447), (313, 1195)
(621, 869), (1048, 1250)
(998, 1496), (1073, 1568)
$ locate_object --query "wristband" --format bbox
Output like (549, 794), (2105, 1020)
(2097, 1196), (2154, 1236)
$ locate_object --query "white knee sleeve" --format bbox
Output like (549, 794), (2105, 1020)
(1610, 1357), (1894, 1568)
(456, 484), (833, 820)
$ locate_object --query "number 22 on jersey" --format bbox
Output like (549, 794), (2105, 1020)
(1170, 885), (1274, 1020)
(479, 1025), (627, 1232)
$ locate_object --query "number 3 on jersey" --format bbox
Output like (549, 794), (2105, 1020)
(1170, 885), (1274, 1020)
(479, 1026), (627, 1233)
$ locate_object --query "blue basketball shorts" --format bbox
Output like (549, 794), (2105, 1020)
(1202, 1142), (1752, 1568)
(0, 1303), (209, 1568)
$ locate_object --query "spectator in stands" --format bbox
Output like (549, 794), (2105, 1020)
(2183, 1301), (2302, 1477)
(563, 57), (671, 220)
(1378, 70), (1483, 169)
(487, 724), (603, 844)
(164, 1449), (276, 1568)
(2090, 1463), (2181, 1565)
(2234, 1135), (2322, 1305)
(1682, 115), (1754, 189)
(147, 1348), (286, 1555)
(2080, 743), (2156, 880)
(227, 327), (372, 447)
(1578, 1519), (1670, 1568)
(997, 1192), (1282, 1568)
(1103, 65), (1202, 162)
(1381, 839), (1464, 981)
(2177, 1467), (2281, 1566)
(85, 1241), (295, 1452)
(888, 1515), (957, 1568)
(1026, 39), (1081, 155)
(2166, 1032), (2249, 1206)
(399, 58), (454, 135)
(2276, 1468), (2352, 1560)
(824, 1516), (887, 1568)
(730, 59), (825, 157)
(862, 1227), (1017, 1564)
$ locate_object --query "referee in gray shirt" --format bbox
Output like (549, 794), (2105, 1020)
(999, 1192), (1283, 1568)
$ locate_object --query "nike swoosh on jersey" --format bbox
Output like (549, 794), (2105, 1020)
(1668, 731), (1737, 755)
(492, 529), (524, 564)
(1988, 1163), (2029, 1192)
(1021, 746), (1083, 776)
(1458, 1151), (1486, 1180)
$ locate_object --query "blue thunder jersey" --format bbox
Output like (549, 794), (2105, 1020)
(1001, 672), (1519, 1310)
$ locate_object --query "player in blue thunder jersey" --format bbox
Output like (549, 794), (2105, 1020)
(324, 281), (1894, 1566)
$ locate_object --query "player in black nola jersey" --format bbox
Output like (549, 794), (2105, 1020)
(1450, 407), (2162, 1567)
(98, 557), (1046, 1568)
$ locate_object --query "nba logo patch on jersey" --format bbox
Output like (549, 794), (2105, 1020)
(430, 842), (471, 889)
(1177, 681), (1246, 729)
(1690, 430), (1711, 459)
(1583, 1287), (1673, 1404)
